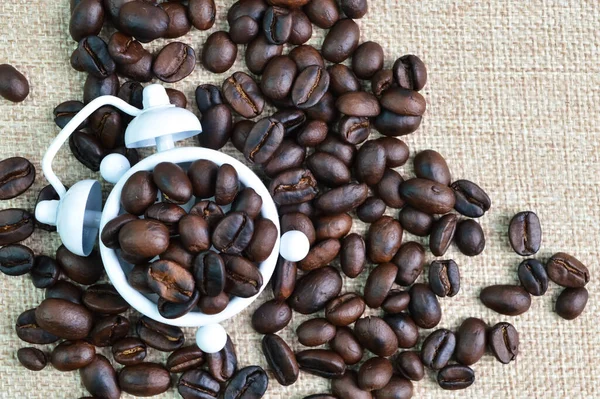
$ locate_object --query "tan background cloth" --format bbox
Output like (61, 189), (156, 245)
(0, 0), (599, 397)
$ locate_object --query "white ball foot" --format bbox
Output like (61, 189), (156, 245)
(196, 324), (228, 354)
(279, 230), (310, 262)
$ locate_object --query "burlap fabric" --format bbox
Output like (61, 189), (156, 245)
(0, 0), (598, 397)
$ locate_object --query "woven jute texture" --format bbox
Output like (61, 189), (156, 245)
(0, 0), (599, 398)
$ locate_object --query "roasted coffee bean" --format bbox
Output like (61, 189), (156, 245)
(328, 64), (361, 96)
(89, 106), (123, 149)
(261, 334), (298, 386)
(383, 313), (419, 348)
(356, 197), (386, 223)
(15, 308), (59, 344)
(207, 336), (237, 382)
(393, 54), (427, 91)
(202, 31), (237, 73)
(330, 326), (363, 365)
(229, 15), (260, 44)
(118, 81), (144, 110)
(517, 259), (548, 296)
(74, 36), (115, 79)
(128, 264), (152, 293)
(193, 251), (226, 297)
(137, 316), (184, 351)
(70, 0), (104, 42)
(317, 135), (356, 167)
(35, 298), (93, 340)
(107, 32), (145, 65)
(455, 317), (487, 366)
(354, 316), (398, 357)
(153, 162), (193, 204)
(296, 349), (346, 379)
(188, 159), (218, 199)
(374, 109), (422, 137)
(264, 139), (306, 178)
(116, 51), (153, 82)
(408, 283), (441, 329)
(224, 366), (268, 399)
(245, 218), (277, 262)
(0, 244), (34, 276)
(556, 287), (588, 320)
(147, 260), (195, 303)
(261, 56), (297, 101)
(121, 171), (158, 215)
(367, 216), (403, 263)
(547, 252), (590, 287)
(341, 0), (368, 17)
(429, 260), (460, 298)
(315, 182), (368, 214)
(189, 0), (216, 30)
(223, 256), (263, 297)
(508, 211), (542, 256)
(307, 153), (352, 188)
(375, 377), (414, 399)
(437, 364), (475, 391)
(17, 347), (47, 371)
(118, 1), (168, 42)
(451, 180), (491, 218)
(381, 290), (410, 314)
(190, 202), (225, 231)
(288, 9), (312, 44)
(215, 164), (240, 205)
(331, 370), (371, 399)
(144, 203), (185, 234)
(291, 66), (330, 109)
(270, 168), (318, 206)
(45, 280), (83, 304)
(356, 141), (386, 185)
(56, 245), (103, 284)
(413, 150), (450, 185)
(352, 42), (384, 79)
(392, 242), (425, 286)
(322, 19), (360, 63)
(252, 299), (292, 334)
(80, 355), (120, 399)
(394, 351), (424, 381)
(455, 219), (485, 256)
(231, 188), (263, 220)
(69, 131), (106, 171)
(280, 212), (315, 245)
(298, 238), (341, 271)
(244, 118), (284, 164)
(304, 0), (339, 28)
(82, 283), (129, 314)
(232, 120), (256, 152)
(296, 318), (337, 347)
(160, 2), (192, 38)
(325, 293), (365, 326)
(119, 219), (170, 258)
(314, 214), (352, 241)
(376, 169), (405, 208)
(263, 6), (292, 44)
(119, 363), (171, 396)
(178, 369), (220, 399)
(168, 88), (191, 107)
(0, 157), (35, 200)
(83, 73), (119, 103)
(30, 255), (60, 288)
(371, 69), (395, 97)
(289, 266), (342, 314)
(179, 215), (211, 253)
(112, 337), (147, 366)
(488, 322), (518, 364)
(271, 110), (305, 136)
(271, 257), (296, 301)
(54, 100), (86, 129)
(223, 72), (265, 119)
(199, 291), (230, 314)
(279, 201), (315, 217)
(480, 285), (531, 316)
(158, 290), (200, 319)
(166, 345), (205, 373)
(153, 42), (196, 83)
(421, 329), (456, 370)
(246, 34), (283, 75)
(340, 233), (366, 278)
(296, 120), (328, 147)
(380, 88), (426, 117)
(289, 44), (324, 71)
(364, 263), (398, 308)
(338, 115), (370, 145)
(213, 212), (254, 255)
(398, 206), (433, 237)
(89, 315), (130, 347)
(358, 357), (393, 391)
(195, 84), (223, 114)
(399, 178), (456, 214)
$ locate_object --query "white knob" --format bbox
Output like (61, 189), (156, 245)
(279, 230), (310, 262)
(143, 84), (171, 109)
(100, 153), (131, 184)
(35, 200), (59, 226)
(196, 324), (228, 354)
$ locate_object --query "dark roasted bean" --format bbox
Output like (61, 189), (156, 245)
(271, 257), (297, 301)
(246, 34), (283, 75)
(262, 334), (299, 386)
(488, 322), (519, 364)
(160, 2), (192, 38)
(394, 351), (424, 381)
(367, 216), (403, 263)
(158, 290), (200, 319)
(118, 1), (169, 42)
(82, 283), (129, 314)
(70, 0), (104, 42)
(215, 164), (239, 205)
(331, 370), (371, 399)
(15, 308), (59, 344)
(383, 313), (419, 349)
(399, 178), (456, 214)
(198, 104), (232, 149)
(179, 215), (211, 253)
(30, 255), (60, 288)
(364, 263), (398, 308)
(144, 203), (186, 235)
(508, 211), (542, 256)
(263, 139), (306, 178)
(376, 169), (405, 208)
(119, 363), (171, 396)
(340, 233), (366, 278)
(244, 117), (284, 164)
(296, 318), (337, 347)
(393, 54), (427, 91)
(374, 109), (422, 137)
(269, 168), (318, 206)
(408, 283), (441, 329)
(69, 131), (106, 171)
(188, 159), (219, 199)
(314, 183), (368, 214)
(421, 329), (456, 370)
(289, 266), (342, 314)
(455, 219), (486, 256)
(556, 287), (588, 320)
(330, 327), (363, 365)
(199, 291), (230, 315)
(112, 337), (147, 366)
(108, 33), (146, 65)
(328, 64), (360, 96)
(56, 245), (104, 285)
(325, 293), (365, 326)
(45, 280), (83, 304)
(245, 218), (277, 262)
(381, 290), (410, 314)
(73, 36), (116, 79)
(153, 42), (196, 83)
(213, 212), (254, 255)
(89, 315), (130, 347)
(298, 238), (340, 271)
(202, 31), (237, 73)
(119, 219), (170, 259)
(380, 88), (426, 116)
(207, 336), (237, 383)
(17, 347), (47, 371)
(356, 197), (386, 223)
(80, 355), (120, 399)
(517, 259), (548, 296)
(358, 357), (393, 391)
(167, 345), (205, 373)
(137, 316), (185, 351)
(280, 212), (316, 245)
(0, 244), (34, 276)
(371, 69), (395, 97)
(147, 260), (195, 303)
(291, 66), (330, 109)
(352, 41), (384, 79)
(252, 299), (292, 334)
(223, 256), (263, 297)
(178, 369), (220, 398)
(263, 6), (292, 44)
(451, 180), (491, 217)
(296, 349), (346, 379)
(0, 157), (35, 200)
(261, 56), (297, 100)
(354, 316), (398, 357)
(322, 19), (360, 63)
(338, 115), (370, 145)
(189, 0), (216, 30)
(121, 171), (158, 215)
(428, 260), (460, 297)
(35, 298), (93, 340)
(195, 84), (223, 114)
(455, 317), (487, 366)
(224, 366), (268, 399)
(547, 252), (590, 288)
(414, 150), (451, 185)
(437, 365), (475, 390)
(399, 206), (433, 237)
(223, 72), (265, 119)
(429, 214), (457, 256)
(480, 285), (531, 316)
(54, 100), (86, 129)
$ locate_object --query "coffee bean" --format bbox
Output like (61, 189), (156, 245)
(29, 255), (60, 288)
(190, 202), (225, 232)
(195, 84), (223, 114)
(215, 164), (240, 205)
(383, 313), (419, 348)
(15, 308), (59, 344)
(89, 106), (124, 149)
(381, 88), (427, 118)
(408, 283), (441, 329)
(165, 345), (205, 374)
(0, 157), (34, 200)
(144, 203), (185, 235)
(376, 169), (405, 208)
(381, 290), (410, 314)
(291, 66), (330, 109)
(352, 41), (384, 79)
(340, 233), (366, 278)
(69, 0), (104, 42)
(84, 73), (120, 104)
(147, 260), (195, 303)
(329, 326), (363, 366)
(118, 81), (144, 109)
(341, 0), (368, 18)
(207, 336), (237, 382)
(328, 64), (361, 96)
(556, 287), (588, 320)
(480, 285), (531, 316)
(271, 257), (296, 301)
(296, 318), (336, 347)
(45, 280), (83, 304)
(269, 168), (318, 206)
(80, 355), (120, 399)
(223, 256), (263, 297)
(263, 6), (292, 44)
(331, 370), (371, 399)
(455, 219), (485, 256)
(429, 260), (460, 298)
(298, 238), (340, 271)
(244, 117), (284, 164)
(317, 135), (356, 167)
(231, 120), (255, 152)
(288, 9), (311, 44)
(229, 15), (260, 44)
(119, 363), (171, 396)
(127, 264), (152, 293)
(375, 138), (409, 169)
(356, 197), (386, 223)
(168, 87), (190, 107)
(118, 1), (169, 41)
(374, 109), (422, 137)
(364, 263), (398, 308)
(264, 139), (306, 177)
(394, 351), (424, 381)
(437, 364), (474, 390)
(118, 219), (170, 259)
(517, 259), (548, 296)
(158, 290), (200, 319)
(199, 105), (233, 150)
(281, 213), (315, 245)
(304, 0), (339, 28)
(202, 31), (237, 73)
(153, 42), (196, 83)
(153, 162), (192, 204)
(354, 316), (398, 357)
(121, 171), (157, 215)
(279, 201), (315, 217)
(315, 182), (368, 214)
(179, 215), (211, 254)
(260, 56), (297, 101)
(54, 100), (86, 129)
(367, 216), (403, 263)
(322, 19), (360, 63)
(73, 36), (116, 79)
(451, 180), (491, 218)
(296, 120), (328, 147)
(296, 349), (346, 379)
(547, 252), (590, 288)
(212, 212), (254, 255)
(17, 347), (47, 371)
(189, 0), (216, 30)
(160, 2), (191, 38)
(314, 214), (352, 241)
(325, 293), (365, 326)
(289, 45), (324, 72)
(455, 317), (487, 366)
(358, 357), (393, 391)
(421, 329), (456, 370)
(272, 109), (307, 135)
(246, 218), (277, 262)
(337, 92), (381, 118)
(289, 266), (342, 314)
(112, 337), (147, 366)
(35, 298), (93, 340)
(252, 299), (292, 334)
(413, 150), (451, 185)
(0, 244), (34, 276)
(399, 178), (456, 214)
(199, 291), (230, 314)
(137, 316), (184, 351)
(178, 369), (220, 399)
(69, 131), (106, 171)
(508, 211), (542, 256)
(188, 159), (218, 199)
(224, 366), (268, 399)
(246, 34), (283, 74)
(393, 54), (427, 91)
(488, 322), (518, 364)
(116, 51), (153, 82)
(392, 241), (425, 286)
(338, 115), (370, 145)
(371, 69), (395, 97)
(82, 283), (129, 314)
(223, 72), (265, 119)
(269, 0), (311, 6)
(56, 245), (104, 285)
(107, 32), (145, 65)
(192, 251), (225, 297)
(89, 315), (130, 347)
(262, 334), (299, 386)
